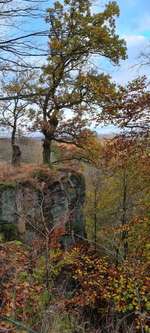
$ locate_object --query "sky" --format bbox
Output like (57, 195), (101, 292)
(0, 0), (150, 136)
(113, 0), (150, 84)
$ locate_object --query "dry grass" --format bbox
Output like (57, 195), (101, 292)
(0, 162), (54, 182)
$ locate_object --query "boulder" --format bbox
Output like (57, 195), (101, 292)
(0, 169), (85, 247)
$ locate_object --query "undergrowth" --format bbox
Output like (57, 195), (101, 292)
(0, 240), (149, 333)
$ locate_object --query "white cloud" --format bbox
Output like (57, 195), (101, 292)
(124, 34), (146, 46)
(110, 34), (150, 84)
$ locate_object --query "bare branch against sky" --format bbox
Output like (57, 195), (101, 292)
(0, 0), (49, 72)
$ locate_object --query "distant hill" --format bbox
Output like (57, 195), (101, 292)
(0, 133), (115, 165)
(0, 137), (43, 164)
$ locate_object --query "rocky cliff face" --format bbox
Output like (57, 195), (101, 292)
(0, 169), (85, 246)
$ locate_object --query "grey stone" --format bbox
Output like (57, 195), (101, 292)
(0, 170), (86, 245)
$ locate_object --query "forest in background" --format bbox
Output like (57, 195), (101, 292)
(0, 0), (149, 332)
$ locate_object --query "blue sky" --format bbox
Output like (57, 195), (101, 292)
(117, 0), (150, 37)
(112, 0), (150, 84)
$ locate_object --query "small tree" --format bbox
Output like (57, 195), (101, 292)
(0, 71), (35, 166)
(35, 0), (127, 164)
(102, 135), (149, 261)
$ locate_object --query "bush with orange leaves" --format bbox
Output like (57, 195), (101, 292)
(59, 245), (150, 332)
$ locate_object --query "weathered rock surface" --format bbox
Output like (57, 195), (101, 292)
(0, 169), (85, 245)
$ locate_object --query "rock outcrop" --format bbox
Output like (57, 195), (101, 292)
(0, 168), (85, 246)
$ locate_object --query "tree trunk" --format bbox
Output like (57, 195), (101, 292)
(94, 188), (97, 252)
(11, 123), (21, 167)
(42, 110), (59, 164)
(43, 137), (52, 164)
(11, 144), (21, 167)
